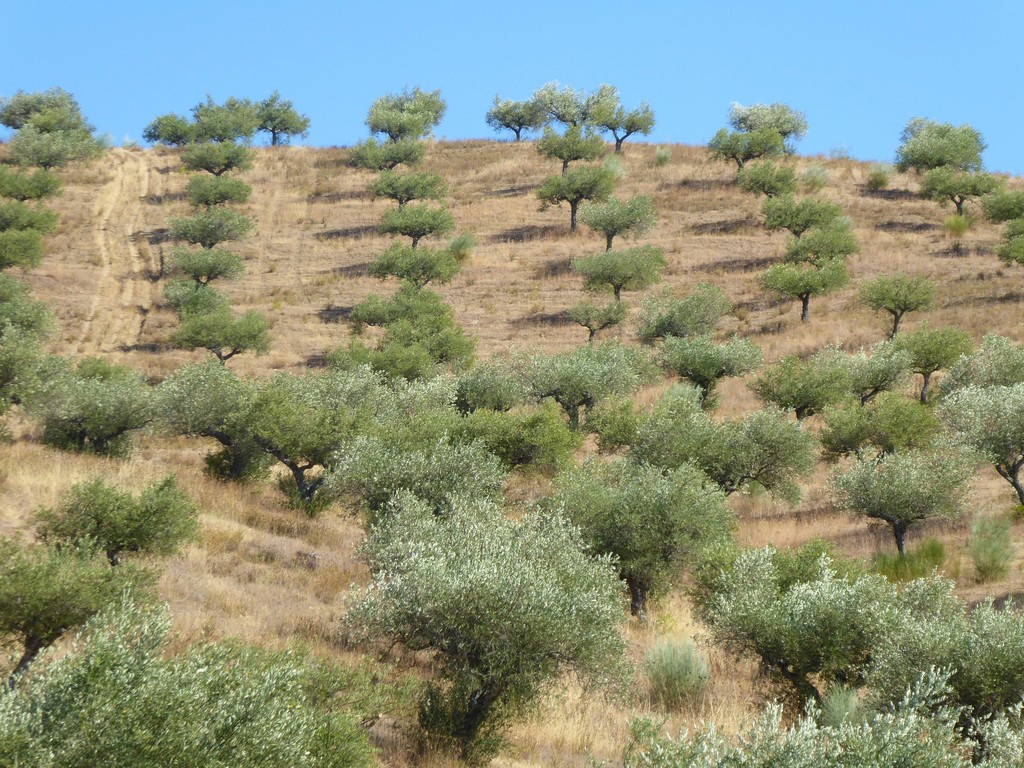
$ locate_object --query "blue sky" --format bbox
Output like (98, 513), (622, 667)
(3, 0), (1020, 173)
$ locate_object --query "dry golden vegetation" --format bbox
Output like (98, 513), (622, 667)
(5, 138), (1024, 765)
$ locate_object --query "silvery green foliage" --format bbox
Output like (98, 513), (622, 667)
(350, 492), (626, 761)
(532, 82), (618, 128)
(869, 597), (1024, 725)
(831, 450), (974, 555)
(762, 194), (843, 238)
(623, 669), (1007, 768)
(484, 95), (547, 141)
(636, 284), (733, 344)
(750, 349), (854, 420)
(551, 459), (733, 616)
(895, 117), (985, 173)
(941, 383), (1024, 505)
(843, 341), (913, 403)
(330, 435), (506, 518)
(729, 102), (808, 150)
(942, 334), (1024, 394)
(366, 87), (446, 143)
(630, 385), (815, 503)
(580, 195), (658, 251)
(703, 547), (931, 704)
(659, 334), (762, 403)
(0, 602), (375, 768)
(30, 358), (154, 457)
(521, 342), (654, 429)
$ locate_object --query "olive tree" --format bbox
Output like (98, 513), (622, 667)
(0, 167), (61, 201)
(368, 170), (446, 208)
(168, 247), (244, 285)
(171, 307), (270, 364)
(537, 165), (616, 232)
(169, 207), (255, 249)
(2, 89), (105, 169)
(378, 203), (454, 248)
(920, 166), (1000, 216)
(895, 117), (985, 173)
(572, 245), (666, 300)
(142, 113), (195, 146)
(179, 142), (254, 176)
(522, 342), (653, 429)
(567, 300), (627, 343)
(369, 241), (466, 287)
(659, 334), (762, 405)
(0, 541), (132, 686)
(892, 324), (973, 402)
(737, 160), (797, 197)
(821, 392), (940, 461)
(750, 350), (853, 420)
(942, 334), (1024, 393)
(591, 88), (655, 153)
(349, 493), (626, 763)
(708, 127), (784, 172)
(367, 87), (445, 142)
(762, 195), (843, 238)
(190, 96), (259, 143)
(831, 449), (974, 556)
(859, 273), (935, 338)
(256, 91), (310, 146)
(942, 384), (1024, 506)
(536, 125), (605, 174)
(761, 257), (850, 322)
(702, 546), (906, 704)
(330, 435), (505, 519)
(35, 476), (198, 566)
(184, 174), (252, 208)
(347, 138), (424, 171)
(839, 342), (913, 406)
(551, 460), (733, 618)
(29, 358), (154, 456)
(629, 387), (817, 502)
(532, 81), (618, 128)
(580, 195), (657, 251)
(636, 283), (733, 343)
(0, 602), (378, 768)
(625, 670), (992, 768)
(485, 95), (547, 141)
(729, 102), (808, 152)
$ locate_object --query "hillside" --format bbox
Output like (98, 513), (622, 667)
(5, 139), (1024, 765)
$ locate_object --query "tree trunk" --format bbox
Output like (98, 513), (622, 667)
(562, 158), (570, 175)
(513, 127), (523, 141)
(410, 235), (421, 249)
(570, 201), (580, 232)
(106, 548), (121, 567)
(920, 371), (933, 403)
(997, 463), (1024, 507)
(587, 327), (597, 344)
(614, 137), (624, 154)
(613, 284), (623, 301)
(627, 577), (648, 621)
(605, 233), (614, 251)
(800, 293), (811, 322)
(8, 635), (45, 689)
(890, 310), (904, 338)
(893, 521), (908, 557)
(955, 198), (965, 217)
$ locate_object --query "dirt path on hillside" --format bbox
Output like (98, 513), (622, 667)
(74, 149), (154, 357)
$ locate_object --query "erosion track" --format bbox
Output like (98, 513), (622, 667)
(75, 148), (153, 357)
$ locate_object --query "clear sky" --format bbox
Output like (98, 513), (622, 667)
(2, 0), (1020, 173)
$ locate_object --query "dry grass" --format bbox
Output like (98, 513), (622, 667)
(4, 139), (1024, 764)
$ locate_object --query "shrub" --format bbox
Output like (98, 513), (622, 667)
(968, 514), (1014, 583)
(349, 493), (626, 763)
(872, 538), (947, 582)
(654, 146), (671, 167)
(866, 163), (892, 191)
(645, 639), (709, 709)
(800, 164), (829, 193)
